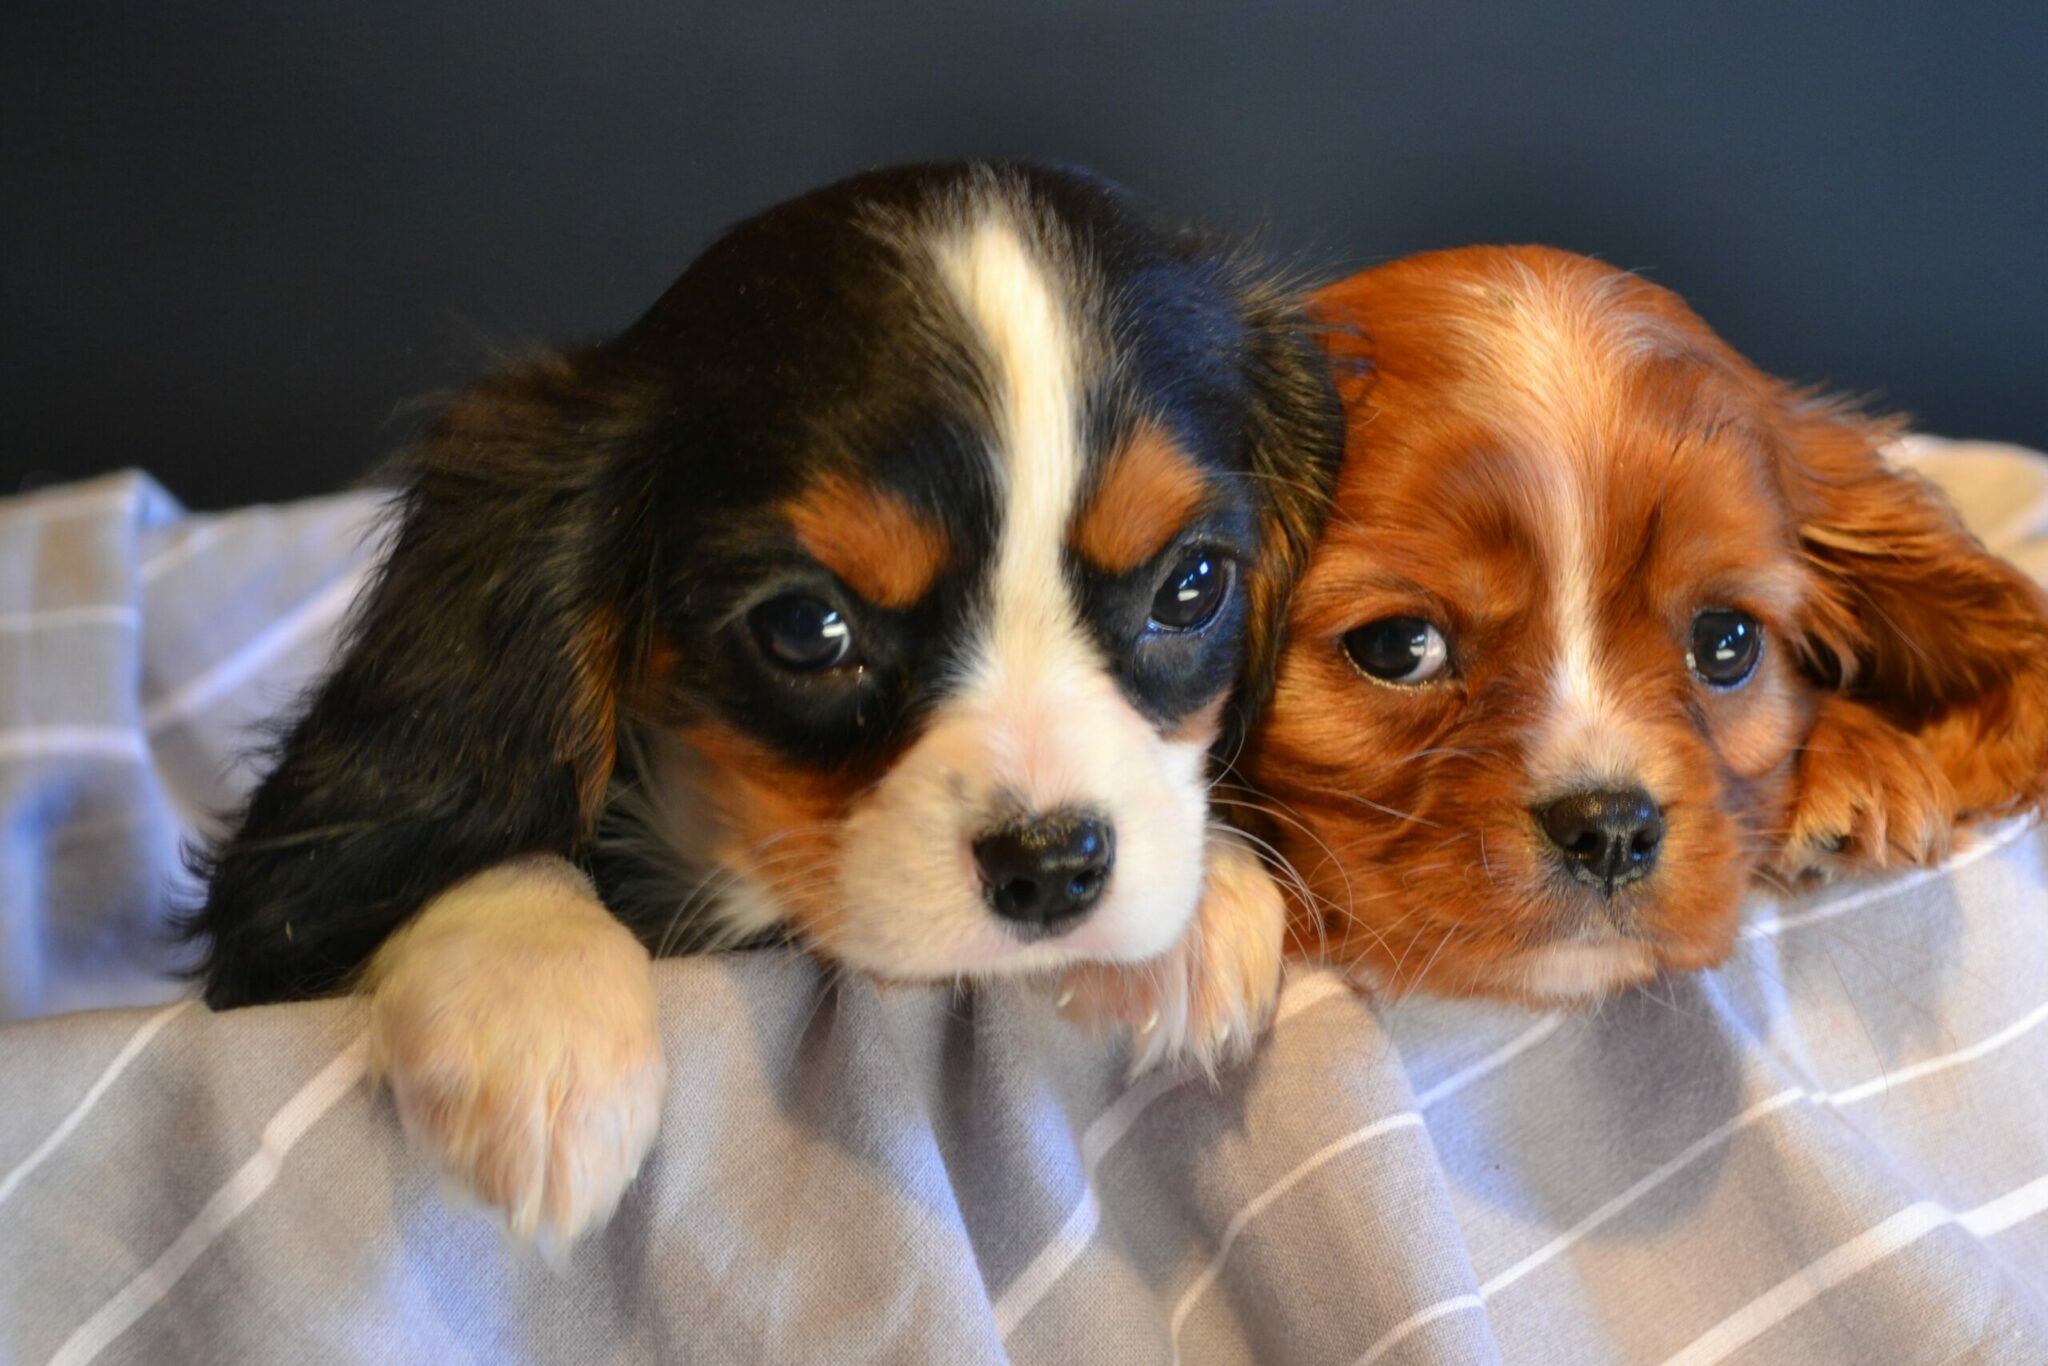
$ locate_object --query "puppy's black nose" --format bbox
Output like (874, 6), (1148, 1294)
(973, 810), (1115, 934)
(1537, 788), (1664, 894)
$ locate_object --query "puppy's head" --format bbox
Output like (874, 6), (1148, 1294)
(532, 164), (1341, 979)
(1252, 246), (2048, 1004)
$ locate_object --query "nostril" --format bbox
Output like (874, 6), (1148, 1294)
(1536, 787), (1665, 893)
(973, 809), (1116, 933)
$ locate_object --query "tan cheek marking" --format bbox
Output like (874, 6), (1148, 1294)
(1704, 654), (1813, 779)
(1073, 423), (1208, 575)
(785, 478), (949, 610)
(1166, 695), (1228, 748)
(564, 607), (623, 833)
(679, 722), (869, 942)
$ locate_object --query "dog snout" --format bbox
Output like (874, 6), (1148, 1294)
(1536, 788), (1664, 895)
(973, 809), (1115, 935)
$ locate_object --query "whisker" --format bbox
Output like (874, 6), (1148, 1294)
(1281, 781), (1443, 829)
(1206, 792), (1355, 909)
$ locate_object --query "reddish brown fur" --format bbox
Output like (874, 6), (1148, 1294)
(785, 476), (950, 609)
(1249, 246), (2048, 1005)
(564, 607), (623, 833)
(676, 721), (873, 947)
(1073, 423), (1209, 573)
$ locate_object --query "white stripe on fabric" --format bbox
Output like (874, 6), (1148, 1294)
(141, 568), (365, 734)
(992, 1187), (1101, 1338)
(138, 519), (232, 586)
(1661, 1175), (2048, 1366)
(1166, 1015), (1564, 1360)
(0, 1002), (191, 1207)
(1826, 996), (2048, 1105)
(1481, 1088), (1806, 1303)
(1168, 1113), (1428, 1350)
(992, 971), (1352, 1337)
(0, 605), (139, 634)
(1959, 1172), (2048, 1238)
(1352, 1294), (1487, 1366)
(1659, 1200), (1954, 1366)
(990, 1072), (1174, 1335)
(45, 1030), (370, 1366)
(0, 727), (148, 765)
(1741, 817), (2034, 940)
(1349, 988), (2048, 1364)
(1410, 1014), (1564, 1110)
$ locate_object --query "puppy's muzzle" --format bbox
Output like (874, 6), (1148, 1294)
(1536, 787), (1664, 896)
(973, 809), (1115, 937)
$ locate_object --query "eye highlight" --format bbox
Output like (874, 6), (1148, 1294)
(1342, 617), (1451, 686)
(1688, 608), (1762, 688)
(749, 594), (856, 673)
(1147, 548), (1233, 633)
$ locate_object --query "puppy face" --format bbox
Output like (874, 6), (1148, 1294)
(1251, 246), (2048, 1005)
(581, 165), (1339, 980)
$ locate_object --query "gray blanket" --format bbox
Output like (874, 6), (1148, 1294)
(4, 442), (2048, 1364)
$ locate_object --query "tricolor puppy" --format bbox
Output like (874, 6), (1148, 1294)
(1247, 245), (2048, 1004)
(185, 163), (1342, 1246)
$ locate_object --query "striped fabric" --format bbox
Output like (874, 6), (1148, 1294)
(2, 442), (2046, 1364)
(0, 471), (382, 1019)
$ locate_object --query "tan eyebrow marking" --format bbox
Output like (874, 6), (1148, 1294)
(1073, 423), (1209, 574)
(784, 477), (949, 609)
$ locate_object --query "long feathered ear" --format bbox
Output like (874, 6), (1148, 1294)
(1781, 397), (2048, 821)
(1223, 278), (1346, 752)
(184, 350), (660, 1006)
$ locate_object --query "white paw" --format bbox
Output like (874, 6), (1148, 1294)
(1059, 830), (1286, 1078)
(366, 857), (666, 1258)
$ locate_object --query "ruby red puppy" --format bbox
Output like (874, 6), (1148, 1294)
(1249, 246), (2048, 1004)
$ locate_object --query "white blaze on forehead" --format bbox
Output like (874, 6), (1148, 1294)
(1546, 461), (1627, 772)
(932, 209), (1098, 732)
(1458, 270), (1641, 786)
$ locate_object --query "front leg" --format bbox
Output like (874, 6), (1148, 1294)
(1772, 695), (1957, 881)
(1057, 829), (1287, 1078)
(365, 856), (666, 1257)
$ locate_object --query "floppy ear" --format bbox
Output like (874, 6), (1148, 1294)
(1781, 397), (2048, 825)
(183, 350), (660, 1006)
(1221, 279), (1346, 752)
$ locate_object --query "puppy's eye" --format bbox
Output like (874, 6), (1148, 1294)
(1148, 549), (1233, 633)
(1689, 608), (1762, 688)
(1342, 617), (1451, 685)
(749, 594), (855, 673)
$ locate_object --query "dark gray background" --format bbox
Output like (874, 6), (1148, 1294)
(6, 1), (2045, 509)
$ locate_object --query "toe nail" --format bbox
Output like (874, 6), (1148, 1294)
(1055, 986), (1075, 1010)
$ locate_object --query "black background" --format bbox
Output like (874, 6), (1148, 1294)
(6, 1), (2045, 508)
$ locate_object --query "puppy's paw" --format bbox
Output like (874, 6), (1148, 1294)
(1058, 831), (1286, 1078)
(1775, 698), (1957, 880)
(366, 857), (666, 1257)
